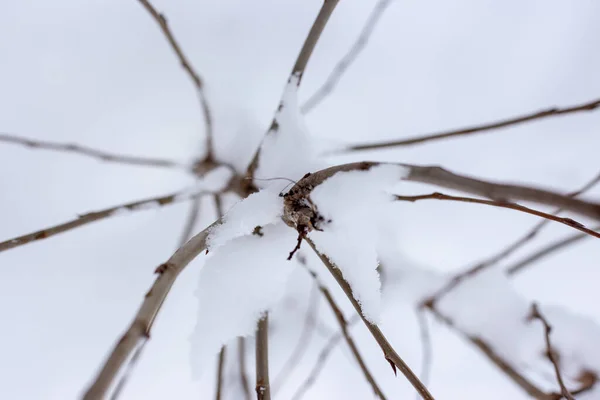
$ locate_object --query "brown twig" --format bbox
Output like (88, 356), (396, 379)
(215, 347), (227, 400)
(426, 305), (552, 400)
(245, 0), (341, 186)
(238, 337), (252, 400)
(136, 0), (214, 159)
(0, 133), (185, 169)
(255, 315), (271, 400)
(82, 219), (220, 399)
(340, 97), (600, 152)
(415, 311), (432, 400)
(301, 0), (393, 113)
(395, 192), (600, 241)
(506, 226), (600, 276)
(273, 282), (321, 393)
(0, 189), (209, 253)
(529, 304), (576, 400)
(305, 268), (387, 399)
(291, 315), (361, 400)
(304, 237), (435, 400)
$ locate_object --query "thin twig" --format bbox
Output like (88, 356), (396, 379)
(82, 219), (220, 399)
(0, 133), (185, 169)
(238, 337), (252, 400)
(301, 0), (393, 113)
(415, 311), (432, 400)
(304, 237), (435, 400)
(245, 0), (341, 186)
(255, 315), (271, 400)
(304, 268), (387, 399)
(215, 347), (227, 400)
(339, 97), (600, 152)
(273, 282), (321, 393)
(506, 226), (600, 276)
(291, 315), (361, 400)
(529, 304), (576, 400)
(0, 189), (209, 253)
(395, 192), (600, 241)
(136, 0), (214, 159)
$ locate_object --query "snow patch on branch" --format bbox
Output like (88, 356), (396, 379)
(309, 164), (408, 323)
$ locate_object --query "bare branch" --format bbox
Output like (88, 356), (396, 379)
(136, 0), (214, 159)
(305, 268), (387, 399)
(291, 315), (361, 400)
(0, 133), (185, 169)
(255, 315), (271, 400)
(245, 0), (341, 186)
(528, 304), (575, 400)
(506, 226), (600, 276)
(395, 192), (600, 240)
(215, 347), (227, 400)
(339, 97), (600, 152)
(304, 237), (435, 400)
(415, 311), (432, 400)
(0, 188), (209, 253)
(238, 337), (252, 400)
(82, 219), (220, 399)
(301, 0), (393, 113)
(425, 305), (552, 400)
(273, 282), (320, 393)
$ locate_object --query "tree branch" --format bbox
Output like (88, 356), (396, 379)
(255, 315), (271, 400)
(305, 268), (387, 399)
(304, 237), (435, 400)
(301, 0), (392, 113)
(215, 347), (227, 400)
(415, 311), (432, 400)
(290, 314), (360, 400)
(136, 0), (214, 160)
(0, 133), (185, 169)
(338, 97), (600, 152)
(245, 0), (341, 186)
(0, 188), (209, 253)
(82, 219), (220, 399)
(238, 337), (252, 400)
(528, 304), (575, 400)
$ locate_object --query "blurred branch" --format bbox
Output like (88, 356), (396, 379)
(301, 0), (393, 113)
(395, 192), (600, 241)
(528, 304), (575, 400)
(416, 311), (432, 400)
(216, 347), (227, 400)
(0, 188), (209, 253)
(291, 314), (360, 400)
(0, 133), (185, 169)
(425, 305), (552, 400)
(136, 0), (214, 160)
(256, 315), (271, 400)
(273, 282), (321, 393)
(245, 0), (341, 187)
(304, 237), (435, 400)
(82, 219), (220, 399)
(305, 268), (387, 399)
(506, 225), (600, 276)
(238, 337), (252, 400)
(338, 97), (600, 152)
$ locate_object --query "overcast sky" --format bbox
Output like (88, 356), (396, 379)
(1, 0), (599, 399)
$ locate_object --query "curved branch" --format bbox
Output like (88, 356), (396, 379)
(338, 97), (600, 152)
(0, 133), (185, 169)
(82, 219), (219, 399)
(136, 0), (214, 159)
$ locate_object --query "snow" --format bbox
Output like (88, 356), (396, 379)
(255, 73), (324, 187)
(206, 186), (283, 249)
(190, 223), (298, 376)
(308, 164), (409, 323)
